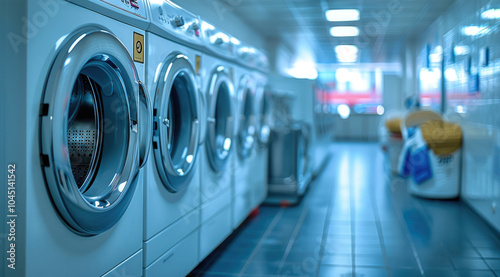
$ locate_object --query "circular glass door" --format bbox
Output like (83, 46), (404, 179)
(206, 68), (234, 172)
(256, 88), (272, 147)
(237, 76), (256, 160)
(153, 54), (200, 193)
(40, 28), (150, 236)
(296, 124), (310, 183)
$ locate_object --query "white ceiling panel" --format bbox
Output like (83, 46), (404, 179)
(216, 0), (455, 64)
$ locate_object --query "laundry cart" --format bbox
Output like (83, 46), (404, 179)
(379, 112), (404, 174)
(265, 122), (312, 205)
(399, 110), (463, 199)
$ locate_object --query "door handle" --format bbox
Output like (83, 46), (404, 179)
(138, 81), (153, 169)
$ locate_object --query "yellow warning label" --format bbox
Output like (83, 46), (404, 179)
(196, 55), (201, 75)
(133, 32), (144, 63)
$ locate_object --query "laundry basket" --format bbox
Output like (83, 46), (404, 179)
(401, 110), (443, 140)
(379, 112), (404, 174)
(402, 120), (463, 199)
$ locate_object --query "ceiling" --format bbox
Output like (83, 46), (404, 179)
(217, 0), (456, 65)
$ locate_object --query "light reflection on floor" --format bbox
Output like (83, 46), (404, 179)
(192, 142), (500, 277)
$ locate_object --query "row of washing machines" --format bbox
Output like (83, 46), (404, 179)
(2, 0), (271, 276)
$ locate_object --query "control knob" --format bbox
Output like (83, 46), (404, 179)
(192, 22), (200, 36)
(173, 16), (185, 28)
(213, 37), (223, 45)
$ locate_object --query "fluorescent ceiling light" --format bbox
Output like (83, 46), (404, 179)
(325, 9), (360, 22)
(481, 9), (500, 20)
(462, 25), (486, 36)
(330, 26), (359, 37)
(335, 45), (358, 54)
(335, 45), (358, 63)
(286, 61), (318, 80)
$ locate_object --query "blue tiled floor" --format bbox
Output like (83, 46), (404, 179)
(191, 142), (500, 277)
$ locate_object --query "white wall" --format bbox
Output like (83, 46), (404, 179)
(332, 115), (381, 142)
(382, 73), (403, 112)
(267, 72), (315, 124)
(171, 0), (266, 50)
(410, 0), (500, 232)
(401, 41), (418, 101)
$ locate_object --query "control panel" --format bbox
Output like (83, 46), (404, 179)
(99, 0), (148, 19)
(149, 0), (204, 46)
(66, 0), (149, 28)
(201, 21), (234, 58)
(236, 43), (256, 66)
(255, 49), (270, 70)
(234, 43), (269, 71)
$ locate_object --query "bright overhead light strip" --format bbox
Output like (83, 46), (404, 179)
(481, 9), (500, 20)
(335, 45), (359, 63)
(325, 9), (360, 22)
(330, 26), (359, 37)
(461, 25), (487, 36)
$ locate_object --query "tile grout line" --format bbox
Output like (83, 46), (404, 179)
(415, 198), (500, 276)
(465, 235), (498, 276)
(274, 202), (309, 275)
(369, 183), (391, 277)
(410, 197), (459, 274)
(276, 172), (324, 274)
(389, 185), (425, 276)
(313, 166), (337, 277)
(274, 179), (319, 275)
(458, 205), (500, 277)
(237, 207), (285, 277)
(349, 163), (356, 276)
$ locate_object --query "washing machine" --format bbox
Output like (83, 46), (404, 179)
(198, 20), (237, 261)
(2, 0), (152, 276)
(249, 58), (271, 209)
(231, 41), (259, 229)
(143, 1), (204, 276)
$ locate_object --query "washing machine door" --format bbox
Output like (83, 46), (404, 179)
(40, 27), (153, 236)
(256, 87), (272, 148)
(206, 67), (235, 172)
(297, 123), (311, 186)
(152, 54), (200, 193)
(236, 75), (256, 160)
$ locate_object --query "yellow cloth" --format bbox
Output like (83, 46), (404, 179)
(385, 118), (401, 134)
(421, 120), (462, 155)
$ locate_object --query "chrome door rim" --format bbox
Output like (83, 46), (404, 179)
(236, 75), (256, 160)
(39, 27), (143, 236)
(256, 85), (271, 147)
(153, 54), (200, 193)
(206, 66), (235, 172)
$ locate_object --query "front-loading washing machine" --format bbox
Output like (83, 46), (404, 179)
(2, 0), (152, 276)
(198, 20), (237, 261)
(250, 56), (271, 209)
(231, 41), (259, 229)
(143, 1), (204, 276)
